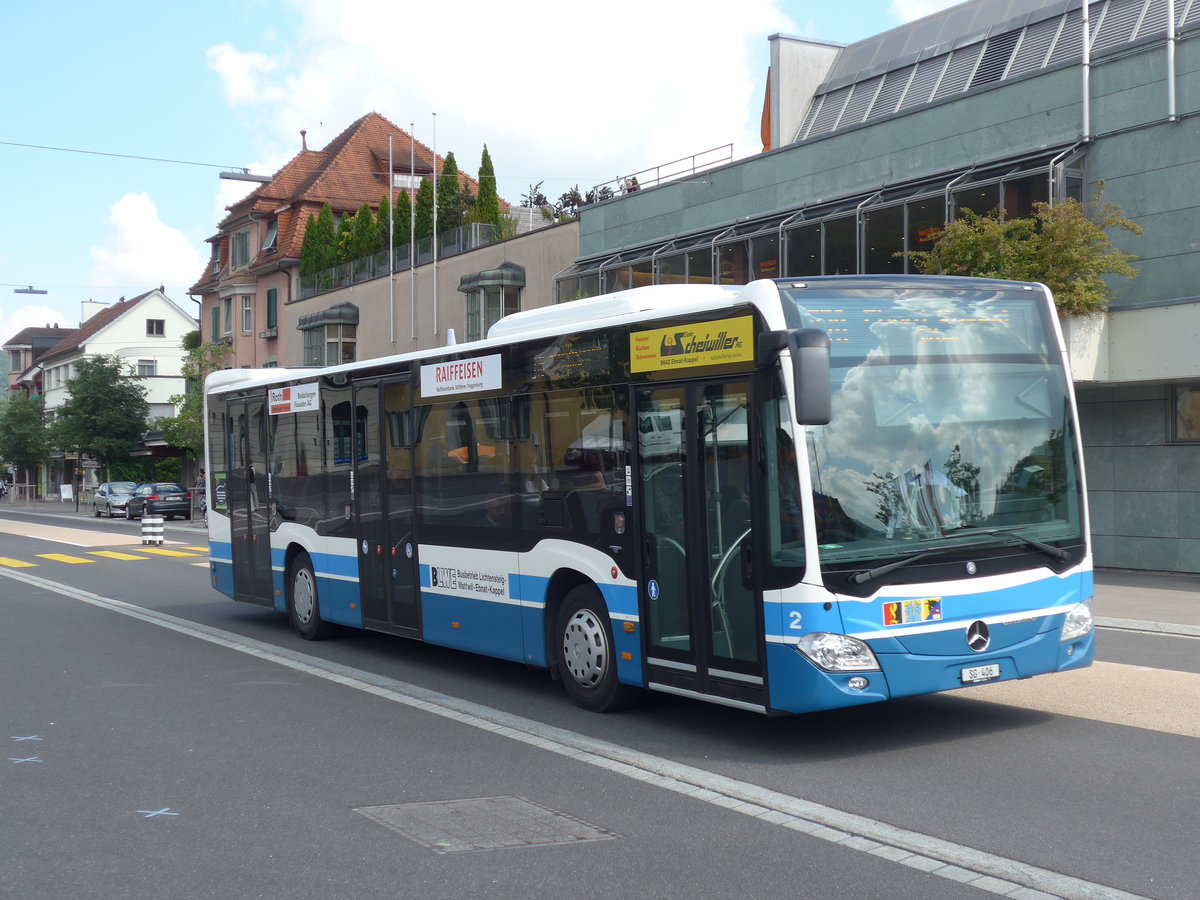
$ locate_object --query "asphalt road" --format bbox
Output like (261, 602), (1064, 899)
(1, 509), (1197, 899)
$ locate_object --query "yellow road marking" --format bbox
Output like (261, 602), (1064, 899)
(37, 553), (95, 564)
(134, 547), (201, 557)
(182, 546), (210, 552)
(0, 557), (37, 568)
(89, 551), (150, 561)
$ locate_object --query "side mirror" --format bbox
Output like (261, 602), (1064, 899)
(759, 329), (831, 425)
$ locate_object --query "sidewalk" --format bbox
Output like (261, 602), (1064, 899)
(5, 497), (1198, 636)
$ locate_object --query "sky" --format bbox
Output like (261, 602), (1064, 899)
(0, 0), (960, 346)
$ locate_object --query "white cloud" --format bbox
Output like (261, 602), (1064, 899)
(208, 0), (798, 201)
(0, 305), (71, 347)
(89, 193), (207, 298)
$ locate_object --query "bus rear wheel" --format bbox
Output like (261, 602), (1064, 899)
(288, 551), (335, 640)
(556, 585), (641, 712)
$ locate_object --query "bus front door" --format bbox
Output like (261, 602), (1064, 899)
(228, 398), (273, 606)
(638, 380), (764, 708)
(354, 376), (420, 635)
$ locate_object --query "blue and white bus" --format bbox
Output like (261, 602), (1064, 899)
(204, 276), (1094, 714)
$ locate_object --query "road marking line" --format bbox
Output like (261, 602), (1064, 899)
(134, 548), (200, 557)
(0, 566), (1150, 900)
(182, 546), (210, 552)
(36, 553), (95, 564)
(89, 551), (150, 561)
(0, 557), (37, 568)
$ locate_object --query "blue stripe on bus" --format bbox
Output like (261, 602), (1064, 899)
(421, 590), (525, 664)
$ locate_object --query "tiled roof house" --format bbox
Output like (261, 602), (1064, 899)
(190, 111), (492, 368)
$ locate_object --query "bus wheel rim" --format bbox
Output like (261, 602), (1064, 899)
(294, 568), (315, 622)
(562, 608), (607, 688)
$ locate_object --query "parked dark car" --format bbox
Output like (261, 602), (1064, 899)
(92, 481), (138, 518)
(126, 482), (192, 520)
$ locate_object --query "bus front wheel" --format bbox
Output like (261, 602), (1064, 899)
(288, 552), (335, 640)
(555, 585), (641, 712)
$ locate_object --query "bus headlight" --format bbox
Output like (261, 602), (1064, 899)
(1060, 599), (1094, 642)
(796, 633), (880, 672)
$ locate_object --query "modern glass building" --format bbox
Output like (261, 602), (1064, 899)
(561, 0), (1200, 572)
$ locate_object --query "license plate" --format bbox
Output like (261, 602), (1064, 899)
(960, 663), (1001, 684)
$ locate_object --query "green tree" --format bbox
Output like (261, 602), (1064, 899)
(335, 203), (378, 264)
(393, 188), (412, 247)
(376, 194), (392, 252)
(301, 203), (339, 277)
(471, 143), (502, 228)
(437, 151), (462, 233)
(51, 355), (149, 469)
(908, 184), (1142, 317)
(159, 337), (233, 458)
(0, 394), (49, 484)
(414, 177), (435, 241)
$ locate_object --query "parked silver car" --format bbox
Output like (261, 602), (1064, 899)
(92, 481), (138, 518)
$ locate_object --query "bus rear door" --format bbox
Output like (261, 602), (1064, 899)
(638, 379), (765, 710)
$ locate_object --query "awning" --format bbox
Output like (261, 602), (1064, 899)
(298, 302), (359, 330)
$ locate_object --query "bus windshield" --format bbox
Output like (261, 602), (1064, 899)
(781, 286), (1083, 573)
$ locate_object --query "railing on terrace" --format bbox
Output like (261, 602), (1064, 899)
(299, 222), (501, 300)
(593, 144), (733, 198)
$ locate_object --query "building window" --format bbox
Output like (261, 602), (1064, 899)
(266, 288), (278, 329)
(241, 295), (253, 334)
(137, 360), (156, 377)
(1173, 386), (1200, 442)
(231, 229), (251, 269)
(147, 318), (165, 336)
(262, 220), (278, 253)
(304, 324), (356, 366)
(222, 298), (232, 335)
(465, 286), (520, 342)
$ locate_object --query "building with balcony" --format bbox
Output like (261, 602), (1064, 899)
(190, 111), (523, 368)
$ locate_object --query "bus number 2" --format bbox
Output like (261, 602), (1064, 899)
(789, 611), (803, 630)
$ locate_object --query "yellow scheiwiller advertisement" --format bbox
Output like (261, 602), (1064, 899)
(630, 316), (755, 373)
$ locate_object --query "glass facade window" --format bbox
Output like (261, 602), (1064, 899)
(557, 156), (1068, 295)
(686, 248), (712, 283)
(863, 204), (905, 274)
(954, 183), (1001, 217)
(304, 324), (357, 366)
(718, 242), (749, 284)
(785, 224), (821, 276)
(1173, 386), (1200, 442)
(906, 196), (945, 268)
(466, 285), (520, 342)
(824, 216), (857, 275)
(750, 233), (780, 279)
(241, 295), (253, 334)
(656, 253), (686, 286)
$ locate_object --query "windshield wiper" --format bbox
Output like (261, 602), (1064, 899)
(942, 526), (1069, 562)
(849, 551), (937, 585)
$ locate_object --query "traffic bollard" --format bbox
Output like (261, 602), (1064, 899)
(141, 514), (164, 545)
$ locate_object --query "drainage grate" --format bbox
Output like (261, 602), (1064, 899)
(354, 796), (619, 854)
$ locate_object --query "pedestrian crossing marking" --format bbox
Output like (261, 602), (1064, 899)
(0, 557), (37, 568)
(135, 547), (201, 558)
(37, 553), (95, 564)
(182, 546), (210, 553)
(89, 551), (150, 561)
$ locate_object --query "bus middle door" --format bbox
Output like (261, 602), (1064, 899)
(638, 379), (764, 709)
(354, 376), (420, 635)
(228, 398), (273, 606)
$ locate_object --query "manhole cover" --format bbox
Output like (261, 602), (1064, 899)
(354, 796), (619, 854)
